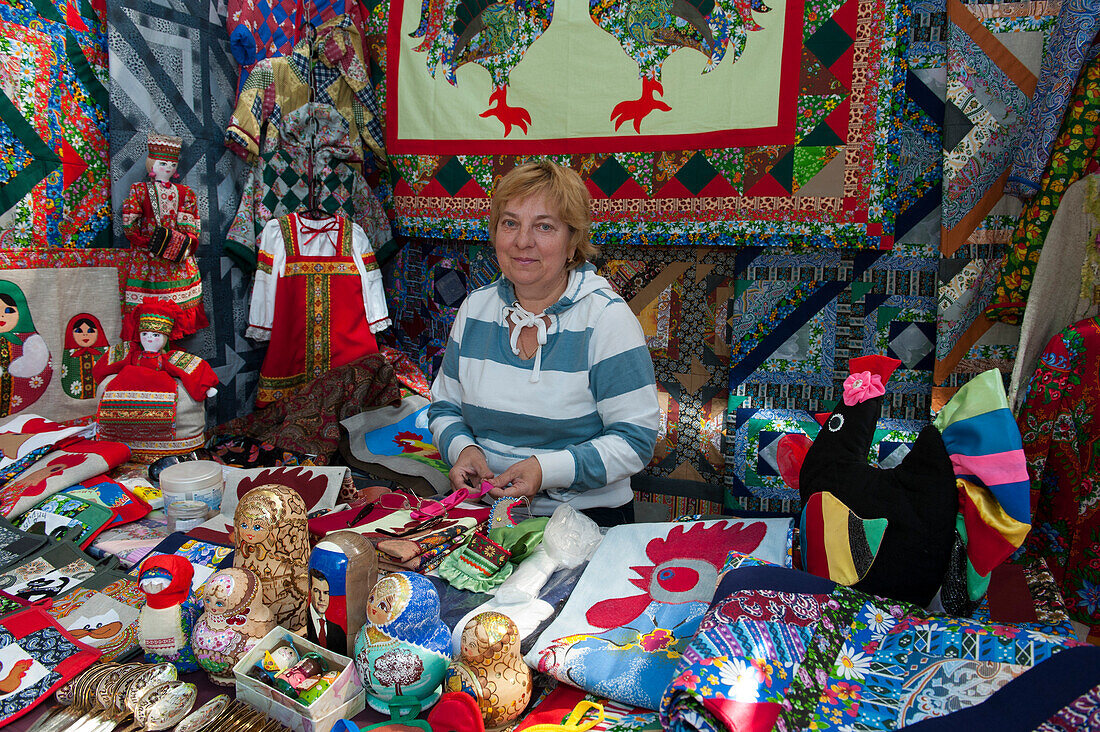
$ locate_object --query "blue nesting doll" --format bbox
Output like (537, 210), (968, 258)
(353, 571), (452, 714)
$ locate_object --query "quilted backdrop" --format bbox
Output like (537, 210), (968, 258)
(107, 0), (260, 425)
(0, 0), (111, 247)
(375, 0), (910, 250)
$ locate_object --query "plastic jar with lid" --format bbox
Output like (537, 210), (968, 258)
(159, 460), (224, 517)
(166, 500), (209, 533)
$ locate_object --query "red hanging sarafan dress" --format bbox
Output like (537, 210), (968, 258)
(247, 212), (390, 408)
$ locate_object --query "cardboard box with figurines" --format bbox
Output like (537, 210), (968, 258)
(233, 627), (365, 732)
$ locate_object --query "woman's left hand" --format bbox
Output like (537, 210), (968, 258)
(488, 457), (542, 499)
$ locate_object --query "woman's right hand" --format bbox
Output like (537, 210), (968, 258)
(449, 445), (493, 493)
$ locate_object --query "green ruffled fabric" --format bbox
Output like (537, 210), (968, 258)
(438, 517), (549, 592)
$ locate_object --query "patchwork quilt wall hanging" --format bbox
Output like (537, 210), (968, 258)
(375, 0), (910, 249)
(108, 0), (259, 426)
(0, 0), (111, 248)
(932, 0), (1059, 398)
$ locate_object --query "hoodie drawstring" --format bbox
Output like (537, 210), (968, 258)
(504, 302), (548, 382)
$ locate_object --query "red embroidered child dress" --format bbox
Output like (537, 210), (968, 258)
(247, 212), (390, 408)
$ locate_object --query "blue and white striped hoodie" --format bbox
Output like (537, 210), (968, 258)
(428, 263), (660, 512)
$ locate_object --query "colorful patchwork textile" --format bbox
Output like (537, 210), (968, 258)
(934, 0), (1057, 387)
(985, 56), (1100, 325)
(659, 555), (1083, 732)
(0, 0), (110, 248)
(1006, 1), (1100, 198)
(526, 519), (793, 710)
(0, 438), (131, 519)
(381, 0), (908, 249)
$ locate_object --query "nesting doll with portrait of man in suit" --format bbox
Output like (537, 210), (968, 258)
(307, 531), (378, 656)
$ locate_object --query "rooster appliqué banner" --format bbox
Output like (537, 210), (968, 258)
(383, 0), (907, 249)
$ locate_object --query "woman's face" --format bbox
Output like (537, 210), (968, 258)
(494, 192), (575, 305)
(73, 323), (98, 348)
(0, 303), (19, 333)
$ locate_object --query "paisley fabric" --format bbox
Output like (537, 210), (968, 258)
(985, 56), (1100, 325)
(659, 554), (1084, 732)
(214, 352), (400, 464)
(1017, 316), (1100, 642)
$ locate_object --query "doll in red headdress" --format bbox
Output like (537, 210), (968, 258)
(120, 132), (209, 337)
(94, 298), (218, 461)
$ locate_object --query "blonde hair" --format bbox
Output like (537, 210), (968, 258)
(489, 160), (598, 269)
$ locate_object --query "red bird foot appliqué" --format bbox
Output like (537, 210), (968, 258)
(610, 77), (672, 133)
(480, 87), (532, 136)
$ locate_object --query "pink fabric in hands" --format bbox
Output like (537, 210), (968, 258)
(842, 371), (885, 406)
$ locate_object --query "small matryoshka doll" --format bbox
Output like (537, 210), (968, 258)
(62, 313), (109, 400)
(445, 612), (532, 730)
(308, 530), (379, 657)
(191, 567), (276, 686)
(233, 484), (310, 630)
(353, 572), (452, 714)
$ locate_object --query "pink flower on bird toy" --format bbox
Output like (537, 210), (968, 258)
(842, 371), (884, 406)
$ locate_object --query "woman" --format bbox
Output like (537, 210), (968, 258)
(428, 160), (659, 526)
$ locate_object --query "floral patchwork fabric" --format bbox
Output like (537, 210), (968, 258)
(660, 555), (1082, 732)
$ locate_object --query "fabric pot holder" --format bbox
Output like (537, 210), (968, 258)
(45, 569), (145, 661)
(14, 493), (114, 549)
(0, 606), (100, 725)
(64, 476), (151, 528)
(0, 519), (48, 573)
(0, 540), (116, 605)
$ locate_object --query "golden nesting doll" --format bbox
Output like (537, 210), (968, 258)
(444, 612), (532, 730)
(233, 484), (310, 630)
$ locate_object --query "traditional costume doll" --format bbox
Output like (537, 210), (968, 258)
(62, 314), (109, 400)
(137, 554), (202, 673)
(0, 281), (52, 417)
(94, 298), (218, 461)
(120, 133), (208, 337)
(233, 484), (310, 630)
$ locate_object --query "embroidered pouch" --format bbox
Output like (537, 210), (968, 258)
(0, 519), (48, 572)
(63, 476), (151, 528)
(0, 438), (131, 519)
(0, 607), (100, 726)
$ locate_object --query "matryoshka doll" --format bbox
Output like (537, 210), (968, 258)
(444, 612), (532, 730)
(62, 314), (109, 400)
(0, 280), (52, 417)
(233, 484), (310, 630)
(191, 567), (276, 686)
(307, 530), (379, 657)
(353, 571), (452, 714)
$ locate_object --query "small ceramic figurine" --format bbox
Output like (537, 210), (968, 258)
(274, 652), (328, 699)
(233, 483), (310, 630)
(94, 298), (218, 462)
(353, 571), (452, 714)
(120, 132), (208, 337)
(308, 530), (379, 656)
(191, 567), (276, 686)
(445, 612), (532, 730)
(137, 554), (202, 673)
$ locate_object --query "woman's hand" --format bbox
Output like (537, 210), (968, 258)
(449, 445), (493, 493)
(487, 457), (542, 499)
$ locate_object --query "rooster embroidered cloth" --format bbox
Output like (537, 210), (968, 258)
(525, 518), (793, 710)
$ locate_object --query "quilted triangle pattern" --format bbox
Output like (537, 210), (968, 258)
(457, 155), (495, 194)
(702, 148), (745, 193)
(612, 152), (656, 196)
(391, 154), (442, 194)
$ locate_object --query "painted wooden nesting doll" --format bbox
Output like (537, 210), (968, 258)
(353, 572), (452, 714)
(308, 530), (379, 657)
(233, 483), (309, 630)
(444, 612), (532, 730)
(191, 567), (276, 686)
